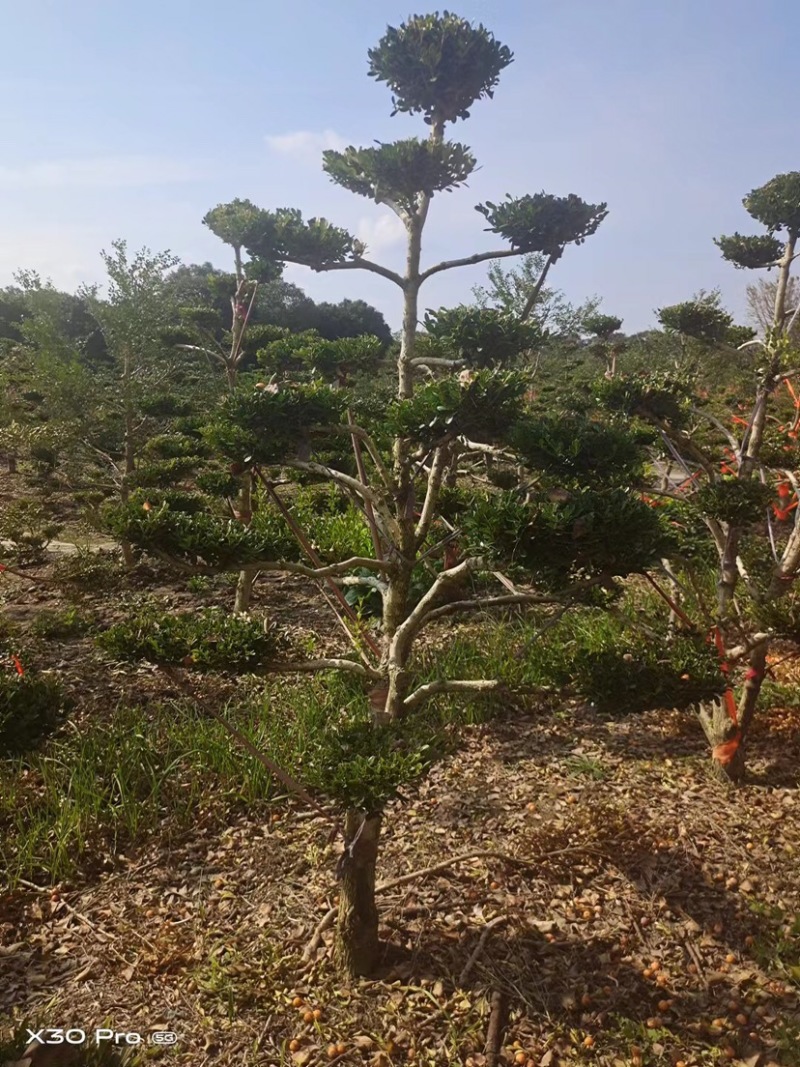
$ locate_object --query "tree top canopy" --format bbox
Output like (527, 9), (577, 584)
(367, 11), (513, 126)
(743, 171), (800, 236)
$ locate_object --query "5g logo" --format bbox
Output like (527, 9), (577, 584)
(151, 1031), (178, 1045)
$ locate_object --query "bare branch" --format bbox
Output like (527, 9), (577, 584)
(410, 356), (466, 369)
(283, 460), (400, 540)
(391, 557), (482, 662)
(403, 678), (508, 712)
(422, 591), (561, 625)
(150, 552), (389, 580)
(270, 658), (381, 680)
(419, 247), (522, 284)
(519, 253), (556, 323)
(690, 407), (741, 455)
(330, 421), (393, 489)
(458, 437), (517, 461)
(176, 343), (226, 365)
(310, 256), (404, 288)
(415, 445), (450, 545)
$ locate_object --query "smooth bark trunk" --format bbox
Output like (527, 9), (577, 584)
(234, 474), (255, 613)
(335, 810), (382, 977)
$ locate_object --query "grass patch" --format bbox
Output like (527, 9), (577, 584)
(0, 697), (283, 886)
(29, 605), (95, 640)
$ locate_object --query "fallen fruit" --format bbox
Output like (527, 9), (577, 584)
(292, 997), (304, 1008)
(289, 1039), (301, 1052)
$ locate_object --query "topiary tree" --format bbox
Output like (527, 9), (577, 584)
(583, 313), (624, 379)
(599, 172), (800, 784)
(109, 12), (666, 977)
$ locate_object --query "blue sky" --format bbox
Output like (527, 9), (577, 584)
(0, 0), (796, 333)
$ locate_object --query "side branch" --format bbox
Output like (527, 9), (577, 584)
(283, 460), (399, 538)
(270, 658), (381, 680)
(403, 678), (509, 712)
(310, 256), (404, 288)
(391, 557), (481, 660)
(422, 591), (561, 625)
(419, 248), (522, 284)
(415, 445), (450, 546)
(150, 551), (389, 580)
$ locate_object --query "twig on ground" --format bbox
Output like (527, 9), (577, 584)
(459, 915), (508, 985)
(484, 989), (508, 1067)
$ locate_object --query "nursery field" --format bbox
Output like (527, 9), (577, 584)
(1, 499), (799, 1066)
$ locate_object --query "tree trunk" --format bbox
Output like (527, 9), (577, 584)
(698, 697), (745, 786)
(379, 560), (413, 723)
(119, 348), (137, 571)
(7, 453), (17, 474)
(335, 810), (382, 977)
(234, 474), (255, 613)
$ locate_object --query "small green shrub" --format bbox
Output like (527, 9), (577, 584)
(0, 671), (68, 757)
(96, 606), (288, 672)
(52, 548), (125, 594)
(30, 606), (94, 641)
(0, 500), (63, 562)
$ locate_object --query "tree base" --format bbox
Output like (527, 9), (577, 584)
(334, 811), (382, 978)
(698, 698), (745, 787)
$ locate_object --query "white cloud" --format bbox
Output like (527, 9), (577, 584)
(355, 212), (406, 254)
(265, 129), (347, 164)
(0, 156), (204, 191)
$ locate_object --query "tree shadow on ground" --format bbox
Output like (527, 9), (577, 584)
(372, 835), (796, 1060)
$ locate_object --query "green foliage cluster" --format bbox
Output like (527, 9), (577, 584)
(0, 500), (63, 562)
(258, 331), (384, 383)
(104, 502), (299, 570)
(714, 233), (784, 270)
(658, 298), (738, 344)
(459, 488), (673, 588)
(97, 606), (287, 672)
(423, 305), (541, 367)
(30, 606), (93, 641)
(583, 314), (623, 339)
(239, 208), (356, 271)
(51, 549), (125, 595)
(476, 193), (608, 256)
(508, 414), (650, 488)
(290, 485), (374, 561)
(596, 372), (694, 426)
(206, 380), (345, 465)
(694, 478), (774, 525)
(260, 671), (476, 811)
(387, 369), (527, 444)
(0, 625), (68, 757)
(323, 139), (476, 210)
(568, 624), (725, 716)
